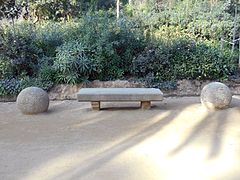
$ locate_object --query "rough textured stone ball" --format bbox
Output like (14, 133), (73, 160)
(200, 82), (232, 109)
(17, 87), (49, 114)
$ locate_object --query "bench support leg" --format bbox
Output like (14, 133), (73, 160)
(141, 101), (151, 110)
(91, 101), (100, 110)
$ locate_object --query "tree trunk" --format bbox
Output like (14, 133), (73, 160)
(117, 0), (120, 19)
(239, 32), (240, 68)
(232, 7), (237, 54)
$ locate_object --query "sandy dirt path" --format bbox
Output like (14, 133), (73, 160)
(1, 96), (240, 180)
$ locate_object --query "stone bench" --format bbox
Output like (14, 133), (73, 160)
(77, 88), (163, 110)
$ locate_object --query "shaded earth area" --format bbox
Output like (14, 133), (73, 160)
(1, 97), (240, 180)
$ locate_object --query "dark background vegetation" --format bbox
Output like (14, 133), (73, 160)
(0, 0), (239, 96)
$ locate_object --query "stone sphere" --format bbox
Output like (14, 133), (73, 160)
(17, 87), (49, 114)
(200, 82), (232, 109)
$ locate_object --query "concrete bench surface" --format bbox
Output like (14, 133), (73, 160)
(77, 88), (163, 110)
(77, 88), (163, 101)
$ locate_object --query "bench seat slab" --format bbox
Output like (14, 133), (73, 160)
(77, 88), (163, 102)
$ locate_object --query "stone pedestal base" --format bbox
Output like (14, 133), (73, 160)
(141, 101), (151, 110)
(91, 101), (100, 110)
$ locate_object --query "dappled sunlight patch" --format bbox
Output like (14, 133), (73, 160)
(168, 111), (217, 156)
(134, 144), (208, 179)
(132, 140), (238, 180)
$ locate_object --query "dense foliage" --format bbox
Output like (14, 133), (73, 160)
(133, 38), (236, 80)
(0, 0), (239, 96)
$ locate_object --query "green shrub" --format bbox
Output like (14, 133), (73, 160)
(0, 22), (41, 77)
(53, 40), (99, 84)
(76, 12), (146, 80)
(0, 78), (21, 96)
(0, 21), (81, 78)
(19, 76), (54, 91)
(38, 59), (56, 82)
(34, 22), (79, 57)
(0, 55), (13, 79)
(0, 77), (53, 96)
(133, 38), (237, 81)
(129, 0), (239, 43)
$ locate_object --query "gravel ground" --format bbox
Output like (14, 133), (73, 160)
(1, 96), (240, 180)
